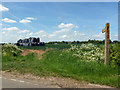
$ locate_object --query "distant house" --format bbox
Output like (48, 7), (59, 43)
(16, 37), (45, 46)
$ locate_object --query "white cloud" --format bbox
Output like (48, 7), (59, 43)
(34, 30), (47, 37)
(1, 23), (87, 43)
(92, 32), (105, 39)
(0, 4), (9, 11)
(74, 30), (85, 36)
(111, 34), (118, 40)
(50, 23), (79, 37)
(2, 33), (23, 43)
(26, 17), (36, 20)
(60, 35), (69, 39)
(2, 27), (30, 34)
(2, 27), (19, 31)
(27, 32), (33, 36)
(35, 30), (47, 35)
(28, 29), (85, 42)
(47, 28), (70, 39)
(19, 19), (31, 23)
(114, 35), (118, 37)
(1, 27), (30, 43)
(74, 31), (77, 36)
(2, 18), (17, 23)
(62, 35), (67, 38)
(19, 17), (36, 24)
(49, 34), (56, 37)
(53, 28), (70, 35)
(18, 30), (30, 33)
(24, 23), (85, 42)
(58, 23), (79, 29)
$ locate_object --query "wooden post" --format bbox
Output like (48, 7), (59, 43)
(102, 23), (110, 65)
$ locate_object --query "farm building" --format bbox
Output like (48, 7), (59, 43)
(16, 37), (45, 46)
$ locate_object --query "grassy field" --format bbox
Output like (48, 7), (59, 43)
(2, 43), (120, 88)
(18, 43), (104, 51)
(18, 44), (73, 50)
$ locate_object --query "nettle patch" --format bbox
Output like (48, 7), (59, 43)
(69, 43), (104, 62)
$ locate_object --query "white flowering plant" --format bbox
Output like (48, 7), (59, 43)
(69, 43), (104, 62)
(2, 44), (22, 56)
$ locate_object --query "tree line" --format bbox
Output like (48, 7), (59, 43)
(0, 39), (119, 45)
(46, 39), (120, 44)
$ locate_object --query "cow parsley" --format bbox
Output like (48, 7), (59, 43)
(69, 43), (104, 62)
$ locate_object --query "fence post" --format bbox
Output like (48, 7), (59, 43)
(102, 23), (110, 65)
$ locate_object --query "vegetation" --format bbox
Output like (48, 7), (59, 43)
(46, 39), (119, 44)
(18, 39), (120, 50)
(2, 44), (22, 56)
(69, 43), (104, 62)
(2, 43), (120, 87)
(41, 49), (118, 87)
(110, 43), (120, 66)
(18, 44), (71, 50)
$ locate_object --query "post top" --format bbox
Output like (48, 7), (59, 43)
(106, 23), (109, 26)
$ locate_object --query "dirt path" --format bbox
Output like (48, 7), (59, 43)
(2, 71), (115, 88)
(21, 49), (45, 59)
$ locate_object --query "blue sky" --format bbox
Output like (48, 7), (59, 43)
(0, 2), (118, 43)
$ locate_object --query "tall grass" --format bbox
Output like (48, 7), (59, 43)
(40, 49), (118, 87)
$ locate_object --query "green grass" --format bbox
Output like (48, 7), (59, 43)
(18, 43), (105, 51)
(2, 49), (119, 87)
(18, 44), (72, 50)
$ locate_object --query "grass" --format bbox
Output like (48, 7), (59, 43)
(18, 43), (105, 51)
(2, 49), (119, 87)
(18, 44), (72, 50)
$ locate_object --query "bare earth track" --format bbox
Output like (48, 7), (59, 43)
(21, 49), (45, 59)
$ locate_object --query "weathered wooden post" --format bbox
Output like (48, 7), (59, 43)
(102, 23), (110, 65)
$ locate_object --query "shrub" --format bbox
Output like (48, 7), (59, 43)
(110, 43), (120, 66)
(69, 43), (104, 62)
(2, 44), (22, 56)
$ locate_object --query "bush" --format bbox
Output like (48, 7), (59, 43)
(110, 43), (120, 66)
(2, 44), (22, 56)
(69, 43), (104, 62)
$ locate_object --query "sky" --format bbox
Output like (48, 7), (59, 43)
(1, 0), (120, 2)
(0, 2), (118, 43)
